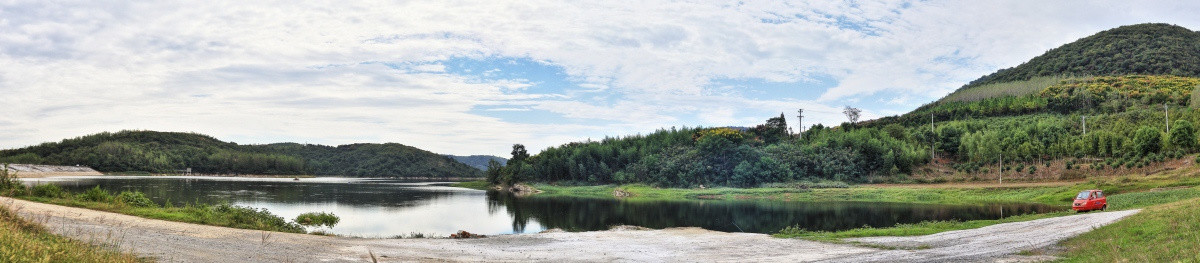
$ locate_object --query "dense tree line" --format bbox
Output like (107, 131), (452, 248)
(490, 114), (929, 187)
(487, 73), (1200, 187)
(964, 23), (1200, 88)
(0, 131), (481, 178)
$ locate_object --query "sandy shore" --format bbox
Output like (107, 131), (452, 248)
(0, 196), (1136, 262)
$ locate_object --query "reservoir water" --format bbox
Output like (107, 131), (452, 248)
(23, 176), (1064, 237)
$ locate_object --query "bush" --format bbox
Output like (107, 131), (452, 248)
(77, 186), (112, 202)
(0, 164), (20, 196)
(209, 204), (303, 232)
(295, 212), (340, 227)
(116, 191), (156, 207)
(30, 184), (65, 198)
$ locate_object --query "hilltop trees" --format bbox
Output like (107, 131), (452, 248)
(0, 131), (482, 178)
(964, 23), (1200, 88)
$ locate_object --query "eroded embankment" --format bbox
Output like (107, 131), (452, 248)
(1, 196), (1134, 262)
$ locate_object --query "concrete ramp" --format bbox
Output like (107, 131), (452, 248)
(4, 164), (103, 177)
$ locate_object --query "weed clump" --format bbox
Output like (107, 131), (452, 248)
(30, 184), (66, 198)
(295, 212), (340, 227)
(116, 191), (155, 207)
(78, 186), (113, 202)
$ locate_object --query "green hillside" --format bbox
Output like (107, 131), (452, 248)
(964, 23), (1200, 88)
(0, 131), (481, 178)
(486, 23), (1200, 187)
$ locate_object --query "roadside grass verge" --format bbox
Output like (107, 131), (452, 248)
(776, 186), (1200, 242)
(1056, 197), (1200, 262)
(449, 180), (491, 190)
(0, 202), (143, 263)
(773, 211), (1074, 242)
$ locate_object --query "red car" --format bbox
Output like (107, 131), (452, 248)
(1072, 190), (1107, 212)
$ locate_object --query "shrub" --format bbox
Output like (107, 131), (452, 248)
(0, 164), (20, 196)
(210, 204), (304, 232)
(31, 184), (65, 198)
(77, 186), (112, 202)
(1027, 166), (1037, 174)
(116, 191), (156, 207)
(295, 212), (340, 227)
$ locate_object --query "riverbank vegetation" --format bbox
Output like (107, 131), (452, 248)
(1, 171), (312, 234)
(0, 203), (144, 263)
(1, 165), (143, 262)
(0, 130), (481, 178)
(295, 212), (340, 228)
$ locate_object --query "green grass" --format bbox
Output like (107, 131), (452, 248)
(773, 211), (1074, 242)
(774, 185), (1200, 242)
(0, 203), (144, 263)
(449, 180), (491, 190)
(533, 183), (1085, 205)
(295, 212), (340, 227)
(1056, 197), (1200, 262)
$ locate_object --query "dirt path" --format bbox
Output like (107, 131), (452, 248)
(0, 197), (1135, 262)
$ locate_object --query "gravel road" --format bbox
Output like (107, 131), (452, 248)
(1, 197), (1136, 262)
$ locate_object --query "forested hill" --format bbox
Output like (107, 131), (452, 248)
(486, 23), (1200, 188)
(0, 131), (482, 178)
(963, 23), (1200, 89)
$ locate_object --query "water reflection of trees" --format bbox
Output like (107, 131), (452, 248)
(488, 192), (1064, 233)
(54, 178), (460, 207)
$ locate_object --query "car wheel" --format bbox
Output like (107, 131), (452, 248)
(1102, 205), (1107, 211)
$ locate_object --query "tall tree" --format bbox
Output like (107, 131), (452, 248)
(508, 144), (530, 166)
(843, 106), (861, 125)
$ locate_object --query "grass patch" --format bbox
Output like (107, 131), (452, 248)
(295, 212), (340, 227)
(941, 75), (1076, 102)
(449, 180), (491, 190)
(1056, 197), (1200, 262)
(0, 203), (143, 263)
(773, 211), (1073, 242)
(774, 186), (1200, 242)
(24, 196), (307, 234)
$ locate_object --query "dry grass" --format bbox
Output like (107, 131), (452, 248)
(941, 75), (1079, 102)
(0, 201), (144, 263)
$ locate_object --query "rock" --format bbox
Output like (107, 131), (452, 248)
(450, 230), (487, 239)
(612, 188), (632, 197)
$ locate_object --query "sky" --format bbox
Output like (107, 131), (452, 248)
(2, 1), (1200, 156)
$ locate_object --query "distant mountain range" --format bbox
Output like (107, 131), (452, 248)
(446, 155), (508, 170)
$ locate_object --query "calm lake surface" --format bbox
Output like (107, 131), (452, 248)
(24, 176), (1065, 237)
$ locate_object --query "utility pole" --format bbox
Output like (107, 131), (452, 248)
(1082, 116), (1087, 136)
(1165, 103), (1170, 133)
(931, 113), (936, 161)
(796, 109), (804, 137)
(999, 154), (1003, 186)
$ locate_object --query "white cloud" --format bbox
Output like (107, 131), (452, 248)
(2, 0), (1199, 155)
